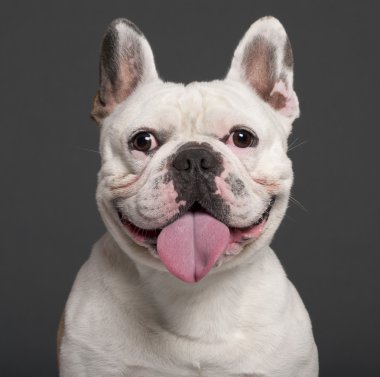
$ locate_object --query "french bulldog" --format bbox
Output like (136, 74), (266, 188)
(58, 16), (318, 377)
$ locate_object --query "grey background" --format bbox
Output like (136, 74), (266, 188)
(1, 1), (379, 376)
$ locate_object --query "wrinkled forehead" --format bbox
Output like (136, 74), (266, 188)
(105, 80), (285, 140)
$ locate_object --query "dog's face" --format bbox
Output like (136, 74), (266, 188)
(93, 17), (299, 283)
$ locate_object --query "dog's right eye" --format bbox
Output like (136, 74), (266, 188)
(130, 131), (158, 152)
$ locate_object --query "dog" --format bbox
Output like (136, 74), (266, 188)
(58, 16), (318, 377)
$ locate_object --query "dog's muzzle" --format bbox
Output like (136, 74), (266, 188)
(169, 142), (229, 222)
(116, 142), (276, 284)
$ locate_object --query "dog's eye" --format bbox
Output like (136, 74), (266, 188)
(131, 132), (158, 152)
(228, 129), (258, 148)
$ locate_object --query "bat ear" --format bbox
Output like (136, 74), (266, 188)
(91, 19), (159, 123)
(227, 16), (299, 132)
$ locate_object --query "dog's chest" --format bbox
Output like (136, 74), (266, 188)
(120, 337), (260, 377)
(123, 365), (257, 377)
(89, 309), (262, 376)
(71, 295), (264, 376)
(92, 306), (270, 376)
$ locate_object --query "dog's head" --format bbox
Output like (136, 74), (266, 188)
(93, 17), (299, 283)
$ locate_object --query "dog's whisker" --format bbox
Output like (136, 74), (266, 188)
(72, 146), (101, 154)
(288, 137), (300, 150)
(284, 213), (297, 223)
(289, 195), (309, 213)
(288, 140), (308, 152)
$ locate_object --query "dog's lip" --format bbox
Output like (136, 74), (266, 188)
(116, 211), (161, 242)
(116, 196), (276, 243)
(244, 196), (275, 227)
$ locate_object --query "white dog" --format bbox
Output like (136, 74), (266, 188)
(58, 16), (318, 377)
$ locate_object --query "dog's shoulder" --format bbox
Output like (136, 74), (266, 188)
(56, 308), (65, 368)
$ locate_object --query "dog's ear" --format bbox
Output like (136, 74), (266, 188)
(91, 19), (159, 123)
(227, 16), (299, 132)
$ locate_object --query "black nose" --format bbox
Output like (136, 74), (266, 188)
(172, 147), (218, 172)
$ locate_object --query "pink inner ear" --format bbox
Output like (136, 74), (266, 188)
(270, 80), (299, 118)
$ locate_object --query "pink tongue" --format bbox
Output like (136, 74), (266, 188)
(157, 212), (230, 283)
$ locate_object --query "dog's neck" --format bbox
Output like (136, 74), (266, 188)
(131, 243), (273, 342)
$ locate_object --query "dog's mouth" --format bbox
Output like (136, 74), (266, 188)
(116, 197), (275, 283)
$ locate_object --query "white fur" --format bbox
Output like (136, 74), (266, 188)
(60, 16), (318, 377)
(61, 235), (317, 377)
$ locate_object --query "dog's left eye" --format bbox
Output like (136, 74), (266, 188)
(227, 128), (258, 148)
(131, 131), (158, 152)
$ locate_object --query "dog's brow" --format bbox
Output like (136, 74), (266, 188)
(207, 132), (228, 142)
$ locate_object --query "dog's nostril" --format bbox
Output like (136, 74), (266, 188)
(183, 158), (191, 170)
(173, 157), (191, 171)
(200, 157), (213, 170)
